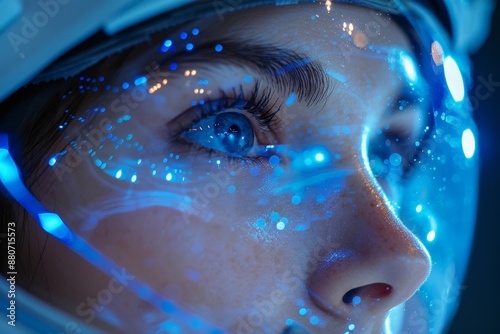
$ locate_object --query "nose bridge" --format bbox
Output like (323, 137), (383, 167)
(306, 148), (432, 322)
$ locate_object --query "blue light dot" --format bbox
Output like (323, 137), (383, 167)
(244, 75), (253, 82)
(462, 128), (475, 158)
(95, 159), (102, 167)
(170, 62), (178, 71)
(228, 185), (236, 193)
(269, 155), (280, 166)
(273, 166), (284, 176)
(185, 269), (201, 282)
(180, 32), (188, 40)
(348, 324), (355, 331)
(134, 76), (147, 86)
(48, 157), (57, 166)
(389, 153), (402, 166)
(215, 44), (223, 52)
(131, 174), (137, 183)
(115, 169), (122, 179)
(285, 93), (296, 107)
(352, 296), (361, 305)
(192, 28), (199, 35)
(276, 222), (285, 230)
(292, 195), (302, 205)
(164, 39), (172, 47)
(299, 308), (307, 316)
(315, 152), (325, 162)
(186, 43), (194, 51)
(121, 82), (129, 89)
(255, 218), (266, 228)
(250, 167), (260, 176)
(444, 56), (465, 102)
(270, 212), (280, 221)
(309, 316), (319, 325)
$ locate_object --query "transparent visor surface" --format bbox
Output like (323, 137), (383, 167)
(8, 1), (478, 333)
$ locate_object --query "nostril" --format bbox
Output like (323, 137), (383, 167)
(342, 283), (393, 305)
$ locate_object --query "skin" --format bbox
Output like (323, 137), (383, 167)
(20, 3), (432, 333)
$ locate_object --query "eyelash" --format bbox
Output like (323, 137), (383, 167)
(169, 82), (282, 162)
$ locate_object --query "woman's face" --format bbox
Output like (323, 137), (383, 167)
(22, 3), (453, 333)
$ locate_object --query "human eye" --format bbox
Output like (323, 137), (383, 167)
(367, 89), (433, 187)
(168, 82), (283, 162)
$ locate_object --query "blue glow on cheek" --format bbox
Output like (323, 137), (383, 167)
(461, 128), (475, 158)
(444, 56), (465, 102)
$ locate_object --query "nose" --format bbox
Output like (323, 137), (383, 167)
(306, 170), (431, 323)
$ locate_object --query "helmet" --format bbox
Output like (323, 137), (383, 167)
(0, 1), (494, 333)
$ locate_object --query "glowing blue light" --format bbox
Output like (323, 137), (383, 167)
(214, 44), (223, 52)
(48, 157), (57, 166)
(292, 195), (301, 205)
(131, 174), (137, 183)
(299, 308), (307, 315)
(315, 153), (325, 162)
(228, 185), (236, 193)
(352, 296), (361, 305)
(309, 316), (319, 325)
(255, 218), (266, 228)
(286, 93), (296, 107)
(326, 69), (346, 83)
(401, 52), (417, 82)
(192, 28), (199, 35)
(444, 56), (465, 102)
(38, 213), (72, 241)
(134, 76), (147, 86)
(180, 32), (188, 40)
(349, 324), (355, 331)
(389, 153), (402, 167)
(170, 62), (178, 71)
(427, 230), (436, 242)
(163, 39), (172, 47)
(115, 169), (122, 179)
(0, 149), (18, 183)
(244, 75), (252, 82)
(121, 82), (129, 90)
(461, 128), (475, 158)
(416, 204), (422, 213)
(166, 173), (173, 181)
(186, 43), (194, 51)
(269, 155), (280, 166)
(270, 212), (280, 221)
(276, 221), (285, 230)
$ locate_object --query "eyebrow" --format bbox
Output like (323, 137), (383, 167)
(159, 39), (333, 106)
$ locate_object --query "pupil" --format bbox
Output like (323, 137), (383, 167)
(229, 124), (240, 133)
(214, 112), (253, 157)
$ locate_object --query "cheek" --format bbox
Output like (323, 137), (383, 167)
(79, 206), (290, 308)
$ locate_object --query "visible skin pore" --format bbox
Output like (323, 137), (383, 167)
(20, 3), (431, 333)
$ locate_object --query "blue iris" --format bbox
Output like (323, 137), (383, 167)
(214, 112), (253, 157)
(183, 112), (254, 157)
